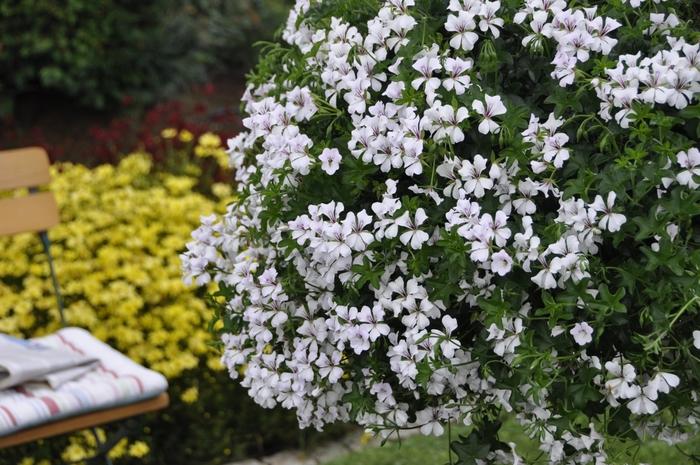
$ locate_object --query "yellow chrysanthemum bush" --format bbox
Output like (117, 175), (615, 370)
(0, 154), (222, 376)
(0, 144), (341, 464)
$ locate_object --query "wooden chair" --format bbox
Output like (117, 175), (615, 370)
(0, 147), (169, 455)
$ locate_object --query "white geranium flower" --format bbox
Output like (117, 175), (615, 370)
(480, 210), (511, 247)
(542, 133), (570, 168)
(285, 86), (318, 121)
(627, 384), (658, 415)
(487, 317), (523, 357)
(319, 147), (342, 175)
(469, 239), (490, 263)
(342, 210), (374, 251)
(415, 407), (444, 436)
(411, 54), (441, 91)
(648, 372), (680, 395)
(396, 208), (430, 249)
(357, 305), (391, 341)
(570, 322), (594, 346)
(316, 351), (344, 383)
(591, 192), (627, 232)
(445, 11), (479, 51)
(423, 103), (470, 144)
(440, 104), (470, 143)
(478, 1), (504, 38)
(458, 154), (493, 198)
(384, 81), (405, 100)
(531, 256), (558, 289)
(472, 94), (507, 134)
(522, 10), (551, 49)
(443, 57), (473, 95)
(694, 330), (700, 349)
(490, 249), (513, 276)
(429, 315), (461, 359)
(677, 148), (700, 189)
(604, 359), (638, 403)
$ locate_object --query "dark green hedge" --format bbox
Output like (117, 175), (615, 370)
(0, 0), (289, 114)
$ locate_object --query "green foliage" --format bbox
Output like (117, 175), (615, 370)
(149, 371), (350, 465)
(451, 421), (505, 465)
(0, 0), (289, 113)
(325, 419), (700, 465)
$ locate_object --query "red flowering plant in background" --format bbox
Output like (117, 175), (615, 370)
(89, 83), (244, 169)
(1, 82), (243, 182)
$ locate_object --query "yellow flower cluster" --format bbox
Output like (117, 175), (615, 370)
(0, 153), (229, 379)
(56, 428), (150, 462)
(194, 132), (229, 168)
(161, 127), (195, 143)
(160, 128), (229, 175)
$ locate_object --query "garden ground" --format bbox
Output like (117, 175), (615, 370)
(324, 420), (700, 465)
(225, 419), (700, 465)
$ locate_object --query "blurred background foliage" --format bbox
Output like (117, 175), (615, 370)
(0, 0), (289, 115)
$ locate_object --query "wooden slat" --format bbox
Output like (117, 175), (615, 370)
(0, 393), (169, 448)
(0, 147), (51, 190)
(0, 192), (59, 236)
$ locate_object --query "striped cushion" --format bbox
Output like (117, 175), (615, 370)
(0, 327), (168, 436)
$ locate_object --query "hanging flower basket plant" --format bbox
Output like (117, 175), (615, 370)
(183, 0), (700, 462)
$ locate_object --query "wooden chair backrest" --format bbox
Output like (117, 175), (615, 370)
(0, 147), (59, 237)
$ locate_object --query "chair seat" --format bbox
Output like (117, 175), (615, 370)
(0, 393), (168, 448)
(0, 327), (168, 441)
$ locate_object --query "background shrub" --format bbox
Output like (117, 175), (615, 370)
(0, 0), (289, 115)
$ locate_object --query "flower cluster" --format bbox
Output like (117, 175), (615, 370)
(592, 38), (700, 127)
(515, 1), (622, 87)
(185, 0), (700, 463)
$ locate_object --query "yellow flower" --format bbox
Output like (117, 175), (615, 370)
(161, 128), (177, 139)
(207, 356), (224, 371)
(180, 386), (199, 404)
(194, 145), (209, 158)
(108, 437), (128, 459)
(178, 129), (194, 142)
(128, 440), (150, 458)
(164, 176), (196, 195)
(198, 132), (221, 148)
(213, 148), (229, 169)
(360, 431), (373, 445)
(61, 443), (89, 463)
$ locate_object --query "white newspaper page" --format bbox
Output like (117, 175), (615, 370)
(0, 334), (99, 389)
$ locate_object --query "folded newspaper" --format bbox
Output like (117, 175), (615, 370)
(0, 334), (99, 390)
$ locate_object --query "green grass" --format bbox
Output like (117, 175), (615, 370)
(326, 426), (471, 465)
(324, 421), (700, 465)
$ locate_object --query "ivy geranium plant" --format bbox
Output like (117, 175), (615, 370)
(182, 0), (700, 463)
